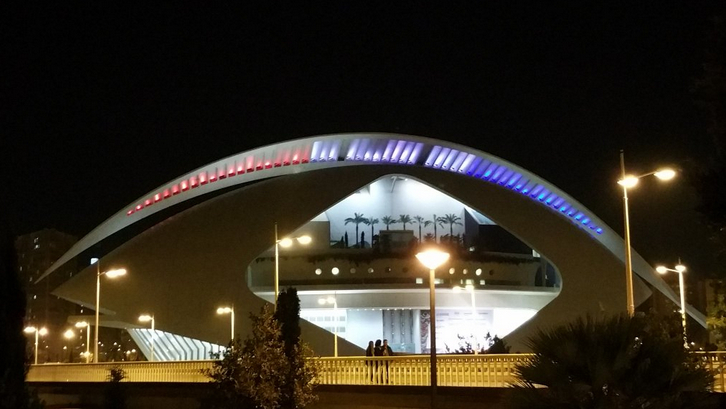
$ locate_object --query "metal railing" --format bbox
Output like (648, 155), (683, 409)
(317, 355), (524, 387)
(27, 352), (726, 391)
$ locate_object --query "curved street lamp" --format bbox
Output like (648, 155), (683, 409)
(217, 306), (235, 341)
(274, 223), (312, 308)
(618, 151), (675, 316)
(656, 262), (688, 348)
(93, 259), (127, 363)
(415, 248), (450, 409)
(138, 314), (156, 361)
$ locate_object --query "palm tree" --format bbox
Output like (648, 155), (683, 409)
(381, 216), (396, 230)
(426, 214), (444, 242)
(364, 217), (379, 242)
(413, 215), (425, 240)
(344, 213), (366, 247)
(398, 214), (413, 230)
(509, 314), (713, 409)
(439, 213), (462, 238)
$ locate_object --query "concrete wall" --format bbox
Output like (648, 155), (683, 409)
(33, 383), (511, 409)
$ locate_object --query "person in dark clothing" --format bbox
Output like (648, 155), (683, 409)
(374, 339), (383, 383)
(365, 340), (375, 382)
(382, 339), (394, 383)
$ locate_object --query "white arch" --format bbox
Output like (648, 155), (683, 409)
(41, 133), (703, 326)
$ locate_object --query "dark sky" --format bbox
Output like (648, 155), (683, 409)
(2, 3), (723, 275)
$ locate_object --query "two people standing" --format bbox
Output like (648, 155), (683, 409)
(365, 339), (394, 383)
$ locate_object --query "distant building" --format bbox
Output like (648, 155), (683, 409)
(15, 229), (78, 362)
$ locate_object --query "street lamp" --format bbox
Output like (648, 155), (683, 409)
(75, 321), (91, 363)
(415, 248), (450, 408)
(618, 151), (675, 316)
(138, 314), (156, 361)
(318, 295), (338, 357)
(453, 284), (477, 354)
(274, 222), (312, 308)
(217, 306), (235, 341)
(23, 326), (48, 365)
(94, 260), (127, 363)
(656, 262), (689, 348)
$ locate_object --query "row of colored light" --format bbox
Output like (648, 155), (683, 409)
(421, 145), (603, 234)
(125, 136), (602, 235)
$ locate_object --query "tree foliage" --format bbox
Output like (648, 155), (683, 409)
(203, 302), (318, 409)
(344, 213), (366, 247)
(690, 15), (726, 349)
(706, 285), (726, 349)
(508, 314), (715, 409)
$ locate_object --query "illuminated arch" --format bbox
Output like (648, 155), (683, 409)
(44, 133), (704, 328)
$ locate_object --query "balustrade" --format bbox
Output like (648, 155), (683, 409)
(26, 352), (726, 392)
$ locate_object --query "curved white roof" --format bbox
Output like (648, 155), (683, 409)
(41, 133), (703, 326)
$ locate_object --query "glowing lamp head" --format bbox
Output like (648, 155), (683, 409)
(64, 329), (75, 339)
(217, 307), (233, 315)
(279, 238), (293, 247)
(656, 266), (667, 274)
(654, 168), (676, 181)
(416, 249), (450, 270)
(138, 314), (153, 322)
(675, 264), (686, 273)
(38, 328), (48, 336)
(105, 269), (127, 278)
(75, 321), (89, 328)
(24, 326), (37, 334)
(617, 176), (639, 188)
(296, 235), (312, 245)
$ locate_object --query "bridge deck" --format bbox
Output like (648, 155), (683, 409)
(27, 353), (726, 392)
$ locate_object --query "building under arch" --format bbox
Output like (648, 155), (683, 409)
(43, 133), (704, 359)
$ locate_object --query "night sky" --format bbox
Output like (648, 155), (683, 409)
(3, 3), (723, 276)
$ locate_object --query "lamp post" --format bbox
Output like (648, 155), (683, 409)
(138, 314), (155, 361)
(23, 326), (48, 365)
(63, 329), (75, 363)
(656, 262), (689, 348)
(274, 222), (312, 308)
(94, 260), (127, 363)
(318, 295), (338, 357)
(217, 306), (235, 341)
(75, 321), (91, 363)
(618, 151), (675, 316)
(454, 284), (477, 354)
(416, 248), (450, 409)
